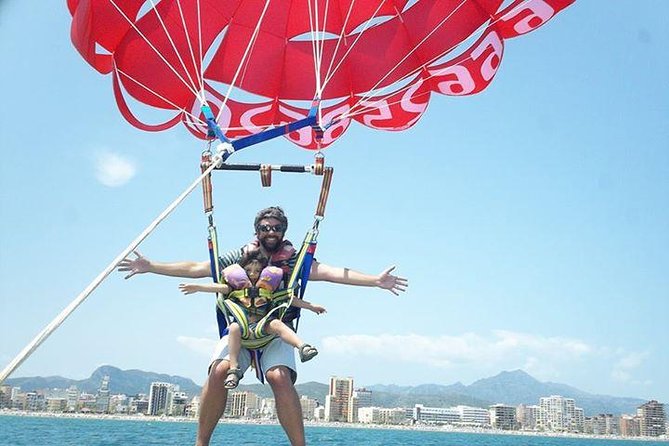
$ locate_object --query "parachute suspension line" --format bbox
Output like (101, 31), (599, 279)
(107, 0), (204, 104)
(196, 0), (205, 99)
(347, 0), (470, 117)
(318, 0), (333, 92)
(214, 0), (272, 123)
(146, 0), (203, 98)
(314, 0), (333, 99)
(173, 0), (206, 95)
(0, 153), (223, 385)
(322, 0), (357, 93)
(339, 0), (524, 122)
(114, 65), (207, 126)
(307, 0), (323, 96)
(321, 0), (386, 90)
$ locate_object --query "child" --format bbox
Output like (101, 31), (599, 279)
(179, 249), (326, 389)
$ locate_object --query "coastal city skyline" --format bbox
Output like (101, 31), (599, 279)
(2, 364), (664, 417)
(1, 373), (666, 439)
(1, 0), (668, 407)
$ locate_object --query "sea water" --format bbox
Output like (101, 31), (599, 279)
(0, 415), (667, 446)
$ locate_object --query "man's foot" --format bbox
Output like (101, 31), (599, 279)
(224, 367), (243, 389)
(298, 344), (318, 363)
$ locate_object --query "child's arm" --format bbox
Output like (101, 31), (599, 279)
(179, 282), (231, 295)
(290, 299), (326, 315)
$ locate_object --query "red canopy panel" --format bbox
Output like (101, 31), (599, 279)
(205, 0), (502, 99)
(69, 0), (575, 150)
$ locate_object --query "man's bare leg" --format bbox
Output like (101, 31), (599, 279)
(195, 360), (230, 446)
(266, 366), (305, 446)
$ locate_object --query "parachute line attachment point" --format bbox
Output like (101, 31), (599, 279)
(215, 143), (234, 165)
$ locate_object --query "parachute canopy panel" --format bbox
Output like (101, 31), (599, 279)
(69, 0), (575, 149)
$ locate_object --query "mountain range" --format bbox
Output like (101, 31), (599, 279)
(4, 366), (646, 416)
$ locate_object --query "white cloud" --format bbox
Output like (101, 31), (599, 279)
(322, 330), (596, 379)
(176, 336), (217, 357)
(611, 351), (650, 384)
(94, 151), (137, 187)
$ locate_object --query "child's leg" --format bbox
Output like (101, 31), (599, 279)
(224, 323), (243, 389)
(227, 322), (241, 369)
(266, 319), (304, 349)
(265, 319), (319, 362)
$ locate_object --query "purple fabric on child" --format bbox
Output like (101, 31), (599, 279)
(223, 264), (283, 291)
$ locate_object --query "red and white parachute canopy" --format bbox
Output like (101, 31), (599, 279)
(69, 0), (574, 150)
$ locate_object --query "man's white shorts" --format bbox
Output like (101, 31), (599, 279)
(208, 335), (297, 383)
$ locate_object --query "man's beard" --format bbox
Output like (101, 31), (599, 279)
(259, 236), (281, 253)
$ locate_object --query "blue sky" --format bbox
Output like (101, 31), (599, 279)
(1, 2), (667, 404)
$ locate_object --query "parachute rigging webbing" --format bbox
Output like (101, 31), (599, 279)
(199, 154), (333, 344)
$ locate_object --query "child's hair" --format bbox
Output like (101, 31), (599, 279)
(239, 249), (270, 269)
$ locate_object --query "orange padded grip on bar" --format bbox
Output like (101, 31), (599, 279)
(260, 164), (272, 187)
(200, 154), (214, 212)
(314, 154), (324, 176)
(315, 167), (333, 218)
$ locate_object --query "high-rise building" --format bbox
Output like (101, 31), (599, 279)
(300, 396), (318, 421)
(538, 395), (582, 432)
(66, 385), (80, 412)
(325, 376), (353, 422)
(0, 386), (11, 409)
(588, 414), (618, 435)
(96, 375), (111, 414)
(353, 388), (372, 408)
(490, 404), (516, 430)
(347, 388), (372, 423)
(25, 392), (45, 412)
(620, 415), (641, 437)
(516, 404), (540, 430)
(148, 382), (172, 415)
(229, 391), (259, 418)
(638, 400), (666, 437)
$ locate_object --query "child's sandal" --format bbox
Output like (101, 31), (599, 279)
(224, 367), (243, 389)
(298, 344), (318, 363)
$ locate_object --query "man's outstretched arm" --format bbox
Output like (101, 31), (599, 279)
(309, 261), (408, 296)
(118, 250), (211, 279)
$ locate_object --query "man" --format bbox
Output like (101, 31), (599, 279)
(118, 206), (407, 446)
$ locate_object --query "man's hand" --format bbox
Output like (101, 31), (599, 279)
(375, 265), (408, 296)
(117, 250), (151, 279)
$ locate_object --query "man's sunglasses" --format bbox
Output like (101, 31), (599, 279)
(257, 224), (285, 233)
